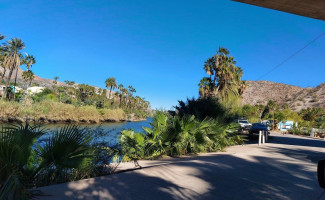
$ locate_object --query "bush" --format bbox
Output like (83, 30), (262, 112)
(175, 97), (226, 121)
(0, 124), (95, 199)
(120, 112), (244, 164)
(0, 100), (128, 123)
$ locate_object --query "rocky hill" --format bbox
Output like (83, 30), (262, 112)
(0, 66), (66, 88)
(242, 81), (325, 111)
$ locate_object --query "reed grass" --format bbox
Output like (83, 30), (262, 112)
(0, 100), (131, 123)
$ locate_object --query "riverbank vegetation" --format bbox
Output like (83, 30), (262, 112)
(3, 45), (323, 198)
(0, 124), (122, 199)
(0, 33), (151, 123)
(120, 111), (243, 164)
(0, 47), (248, 199)
(120, 47), (247, 165)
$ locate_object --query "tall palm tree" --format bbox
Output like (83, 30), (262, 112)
(127, 85), (136, 109)
(53, 76), (59, 84)
(23, 54), (36, 71)
(22, 70), (35, 88)
(201, 47), (245, 108)
(1, 38), (25, 100)
(0, 34), (7, 83)
(118, 84), (124, 107)
(255, 104), (265, 122)
(198, 77), (211, 97)
(105, 77), (117, 99)
(267, 100), (278, 130)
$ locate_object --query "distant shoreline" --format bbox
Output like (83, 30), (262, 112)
(0, 117), (147, 124)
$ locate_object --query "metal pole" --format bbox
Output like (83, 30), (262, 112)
(265, 130), (268, 142)
(262, 130), (265, 144)
(259, 130), (262, 146)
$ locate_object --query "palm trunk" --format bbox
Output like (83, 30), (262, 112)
(2, 67), (14, 100)
(272, 112), (275, 130)
(13, 68), (18, 101)
(109, 86), (112, 99)
(1, 68), (6, 83)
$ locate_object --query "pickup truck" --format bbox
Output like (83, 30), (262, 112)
(237, 119), (252, 130)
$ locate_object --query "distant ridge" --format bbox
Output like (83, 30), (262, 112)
(242, 80), (325, 111)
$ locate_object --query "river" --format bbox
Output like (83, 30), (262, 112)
(0, 118), (152, 146)
(43, 118), (153, 146)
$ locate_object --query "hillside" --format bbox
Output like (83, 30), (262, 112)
(242, 81), (325, 111)
(0, 66), (66, 88)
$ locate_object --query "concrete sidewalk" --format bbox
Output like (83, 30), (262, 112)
(37, 133), (325, 200)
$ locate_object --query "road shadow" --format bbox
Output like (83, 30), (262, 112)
(269, 134), (325, 148)
(37, 145), (325, 200)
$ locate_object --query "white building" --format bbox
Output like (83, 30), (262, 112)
(27, 86), (45, 94)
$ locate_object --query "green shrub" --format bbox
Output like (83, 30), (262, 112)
(120, 112), (244, 165)
(0, 124), (95, 199)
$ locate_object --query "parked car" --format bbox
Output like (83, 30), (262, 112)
(237, 119), (252, 130)
(249, 123), (269, 134)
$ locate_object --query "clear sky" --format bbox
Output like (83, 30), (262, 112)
(1, 0), (324, 109)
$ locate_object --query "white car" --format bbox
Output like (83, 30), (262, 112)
(237, 119), (252, 130)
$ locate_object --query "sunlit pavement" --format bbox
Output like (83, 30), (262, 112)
(37, 132), (325, 200)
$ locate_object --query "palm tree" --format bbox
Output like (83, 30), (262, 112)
(1, 38), (25, 100)
(118, 84), (126, 108)
(0, 33), (7, 83)
(127, 85), (136, 109)
(200, 47), (246, 108)
(255, 104), (265, 122)
(53, 76), (59, 85)
(267, 100), (278, 130)
(0, 124), (94, 199)
(198, 77), (212, 97)
(105, 77), (117, 99)
(23, 54), (36, 71)
(22, 70), (35, 88)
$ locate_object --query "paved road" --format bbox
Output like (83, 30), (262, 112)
(38, 133), (325, 200)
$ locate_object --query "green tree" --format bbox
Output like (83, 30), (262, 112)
(0, 33), (7, 83)
(77, 84), (95, 104)
(198, 77), (212, 97)
(105, 77), (117, 99)
(255, 104), (265, 122)
(22, 70), (35, 88)
(267, 100), (279, 130)
(0, 124), (94, 199)
(1, 38), (25, 100)
(22, 54), (36, 71)
(53, 76), (59, 85)
(200, 47), (246, 109)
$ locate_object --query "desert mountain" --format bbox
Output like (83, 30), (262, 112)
(242, 81), (325, 111)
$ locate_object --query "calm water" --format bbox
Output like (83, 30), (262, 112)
(1, 118), (152, 146)
(43, 118), (153, 146)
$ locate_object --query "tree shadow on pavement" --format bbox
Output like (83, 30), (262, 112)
(37, 134), (325, 200)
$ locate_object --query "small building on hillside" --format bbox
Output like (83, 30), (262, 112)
(27, 86), (45, 94)
(278, 120), (294, 132)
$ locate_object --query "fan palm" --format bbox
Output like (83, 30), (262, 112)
(0, 124), (94, 199)
(23, 54), (36, 71)
(105, 77), (117, 99)
(22, 70), (35, 89)
(0, 34), (7, 83)
(1, 38), (25, 100)
(200, 47), (246, 108)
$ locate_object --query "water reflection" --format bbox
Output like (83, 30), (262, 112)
(42, 118), (153, 146)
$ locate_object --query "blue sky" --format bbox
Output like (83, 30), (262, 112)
(1, 0), (324, 109)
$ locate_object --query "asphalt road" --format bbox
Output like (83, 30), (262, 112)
(37, 132), (325, 200)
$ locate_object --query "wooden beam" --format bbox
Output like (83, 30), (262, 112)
(233, 0), (325, 21)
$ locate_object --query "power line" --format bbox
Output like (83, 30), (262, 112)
(257, 31), (325, 80)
